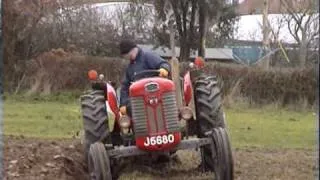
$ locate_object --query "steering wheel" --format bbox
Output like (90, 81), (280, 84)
(133, 70), (161, 81)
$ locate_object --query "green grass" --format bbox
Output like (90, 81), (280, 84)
(225, 105), (317, 149)
(2, 95), (317, 149)
(3, 97), (83, 139)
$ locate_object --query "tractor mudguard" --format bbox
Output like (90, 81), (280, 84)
(105, 83), (120, 132)
(183, 71), (197, 120)
(183, 71), (192, 106)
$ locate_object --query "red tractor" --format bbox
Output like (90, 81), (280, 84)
(80, 59), (234, 180)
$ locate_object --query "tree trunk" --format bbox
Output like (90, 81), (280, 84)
(299, 42), (308, 67)
(260, 0), (271, 70)
(198, 6), (208, 58)
(169, 22), (176, 58)
(180, 39), (190, 61)
(171, 0), (189, 61)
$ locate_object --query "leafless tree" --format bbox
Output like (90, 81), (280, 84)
(32, 3), (119, 56)
(198, 0), (238, 57)
(111, 2), (155, 43)
(2, 0), (57, 91)
(2, 0), (121, 91)
(153, 0), (237, 61)
(280, 0), (319, 67)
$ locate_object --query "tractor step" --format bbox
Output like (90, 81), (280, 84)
(107, 138), (212, 159)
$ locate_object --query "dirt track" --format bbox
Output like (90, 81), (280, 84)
(3, 136), (317, 180)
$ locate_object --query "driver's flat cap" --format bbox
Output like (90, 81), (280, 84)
(119, 39), (137, 55)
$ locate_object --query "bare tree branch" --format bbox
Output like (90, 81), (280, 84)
(280, 0), (319, 66)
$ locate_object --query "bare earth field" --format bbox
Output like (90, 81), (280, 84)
(3, 136), (317, 180)
(3, 98), (318, 179)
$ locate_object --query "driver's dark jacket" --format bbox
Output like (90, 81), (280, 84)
(120, 48), (171, 107)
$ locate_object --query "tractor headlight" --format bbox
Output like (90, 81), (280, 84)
(189, 62), (195, 69)
(99, 74), (104, 80)
(180, 106), (193, 120)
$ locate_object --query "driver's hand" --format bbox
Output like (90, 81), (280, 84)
(119, 106), (127, 116)
(159, 68), (169, 77)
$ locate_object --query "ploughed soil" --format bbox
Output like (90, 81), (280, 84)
(3, 136), (318, 180)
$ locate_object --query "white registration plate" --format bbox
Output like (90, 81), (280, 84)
(144, 134), (175, 146)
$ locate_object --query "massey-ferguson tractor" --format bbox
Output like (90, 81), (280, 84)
(80, 58), (234, 180)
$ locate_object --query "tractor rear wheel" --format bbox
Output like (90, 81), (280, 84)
(88, 142), (113, 180)
(194, 75), (225, 136)
(80, 90), (110, 164)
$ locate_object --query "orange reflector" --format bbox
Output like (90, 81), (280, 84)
(194, 56), (205, 68)
(88, 70), (98, 80)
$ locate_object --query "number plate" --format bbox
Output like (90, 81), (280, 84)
(144, 134), (175, 146)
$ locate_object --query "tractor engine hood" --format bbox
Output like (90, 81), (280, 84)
(129, 77), (181, 151)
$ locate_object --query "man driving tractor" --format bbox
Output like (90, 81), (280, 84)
(118, 39), (171, 117)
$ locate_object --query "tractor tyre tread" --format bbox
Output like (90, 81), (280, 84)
(195, 75), (225, 136)
(88, 142), (113, 180)
(80, 90), (110, 164)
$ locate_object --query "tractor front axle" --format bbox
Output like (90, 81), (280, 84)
(107, 137), (212, 159)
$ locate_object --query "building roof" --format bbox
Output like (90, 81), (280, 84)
(137, 44), (234, 60)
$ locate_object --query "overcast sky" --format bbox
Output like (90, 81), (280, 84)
(234, 14), (296, 43)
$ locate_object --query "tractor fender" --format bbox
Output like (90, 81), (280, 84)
(105, 83), (120, 132)
(183, 71), (192, 106)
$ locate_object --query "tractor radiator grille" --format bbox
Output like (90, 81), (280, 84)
(130, 97), (148, 137)
(130, 92), (180, 137)
(162, 92), (180, 133)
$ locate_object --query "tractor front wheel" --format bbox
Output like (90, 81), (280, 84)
(88, 142), (113, 180)
(203, 127), (234, 180)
